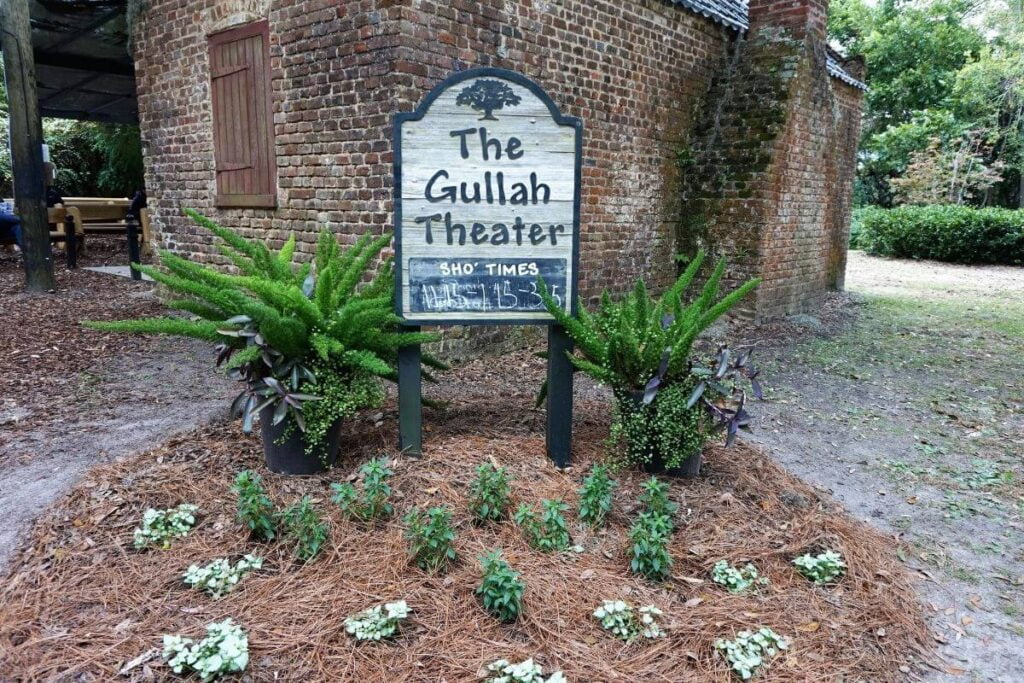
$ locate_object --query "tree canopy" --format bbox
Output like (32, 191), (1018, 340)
(830, 0), (1024, 207)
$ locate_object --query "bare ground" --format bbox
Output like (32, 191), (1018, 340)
(751, 252), (1024, 682)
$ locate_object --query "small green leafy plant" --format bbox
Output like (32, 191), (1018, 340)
(278, 496), (328, 562)
(476, 550), (524, 622)
(343, 600), (410, 641)
(483, 658), (566, 683)
(133, 504), (199, 550)
(404, 506), (457, 573)
(638, 477), (678, 522)
(714, 627), (790, 679)
(162, 618), (248, 681)
(469, 463), (512, 522)
(592, 600), (665, 641)
(711, 560), (768, 594)
(183, 554), (263, 599)
(514, 499), (571, 552)
(331, 457), (394, 522)
(578, 464), (616, 527)
(793, 550), (847, 584)
(231, 470), (276, 541)
(628, 511), (673, 581)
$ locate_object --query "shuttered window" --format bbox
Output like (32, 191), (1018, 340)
(208, 21), (276, 208)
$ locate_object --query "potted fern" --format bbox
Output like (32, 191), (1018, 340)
(86, 211), (442, 474)
(539, 252), (760, 476)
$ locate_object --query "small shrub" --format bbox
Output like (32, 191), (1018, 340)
(278, 496), (328, 562)
(628, 511), (673, 581)
(133, 504), (199, 550)
(714, 627), (789, 679)
(514, 499), (571, 552)
(711, 560), (767, 594)
(162, 618), (248, 681)
(857, 205), (1024, 265)
(469, 463), (512, 522)
(231, 470), (275, 541)
(330, 457), (394, 522)
(592, 600), (665, 641)
(483, 658), (566, 683)
(578, 464), (616, 527)
(476, 550), (524, 622)
(793, 550), (847, 584)
(638, 477), (678, 522)
(343, 600), (410, 641)
(404, 506), (457, 573)
(183, 554), (263, 599)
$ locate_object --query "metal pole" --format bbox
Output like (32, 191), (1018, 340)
(126, 212), (141, 280)
(397, 329), (423, 458)
(545, 324), (574, 468)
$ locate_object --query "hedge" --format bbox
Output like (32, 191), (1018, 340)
(854, 205), (1024, 265)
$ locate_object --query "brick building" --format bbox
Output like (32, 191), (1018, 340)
(130, 0), (864, 322)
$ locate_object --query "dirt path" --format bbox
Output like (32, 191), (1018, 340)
(752, 252), (1024, 682)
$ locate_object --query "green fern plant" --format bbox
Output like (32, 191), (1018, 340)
(538, 252), (760, 470)
(84, 211), (444, 456)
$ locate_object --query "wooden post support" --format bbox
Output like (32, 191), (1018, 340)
(397, 329), (423, 458)
(545, 324), (574, 468)
(64, 214), (77, 269)
(0, 0), (57, 292)
(126, 212), (142, 280)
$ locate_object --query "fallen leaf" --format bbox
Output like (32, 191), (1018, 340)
(796, 622), (820, 632)
(684, 597), (703, 608)
(961, 616), (973, 626)
(580, 569), (595, 580)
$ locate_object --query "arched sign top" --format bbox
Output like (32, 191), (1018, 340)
(393, 67), (582, 325)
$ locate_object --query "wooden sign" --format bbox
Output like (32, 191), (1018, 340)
(394, 67), (581, 324)
(393, 68), (582, 467)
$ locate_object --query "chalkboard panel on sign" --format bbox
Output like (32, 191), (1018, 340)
(408, 257), (567, 314)
(394, 67), (581, 325)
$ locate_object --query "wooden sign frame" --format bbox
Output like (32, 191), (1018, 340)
(393, 67), (581, 467)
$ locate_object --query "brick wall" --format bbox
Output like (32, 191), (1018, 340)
(133, 0), (734, 309)
(132, 0), (863, 327)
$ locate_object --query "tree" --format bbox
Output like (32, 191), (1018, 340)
(455, 80), (521, 120)
(890, 133), (1004, 205)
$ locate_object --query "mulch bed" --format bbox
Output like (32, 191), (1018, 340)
(0, 241), (161, 434)
(0, 368), (932, 681)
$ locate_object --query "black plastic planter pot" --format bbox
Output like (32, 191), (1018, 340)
(259, 406), (343, 475)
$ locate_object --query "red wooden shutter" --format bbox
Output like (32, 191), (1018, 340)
(208, 21), (276, 208)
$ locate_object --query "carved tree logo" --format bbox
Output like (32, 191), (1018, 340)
(456, 79), (522, 120)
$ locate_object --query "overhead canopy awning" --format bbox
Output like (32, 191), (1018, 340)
(26, 0), (136, 124)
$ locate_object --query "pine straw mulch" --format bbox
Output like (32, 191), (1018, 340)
(0, 395), (932, 682)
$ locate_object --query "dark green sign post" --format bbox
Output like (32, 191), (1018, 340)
(393, 67), (582, 467)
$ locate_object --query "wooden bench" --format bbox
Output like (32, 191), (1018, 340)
(60, 197), (153, 257)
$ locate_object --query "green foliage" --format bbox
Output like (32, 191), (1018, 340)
(638, 477), (679, 523)
(330, 457), (394, 522)
(592, 600), (665, 641)
(183, 554), (263, 599)
(231, 470), (276, 541)
(610, 382), (704, 470)
(514, 499), (570, 552)
(132, 504), (199, 550)
(711, 560), (768, 594)
(793, 550), (847, 585)
(343, 600), (410, 641)
(469, 463), (512, 523)
(278, 496), (328, 562)
(577, 464), (616, 528)
(628, 512), (673, 581)
(483, 659), (565, 683)
(856, 205), (1024, 264)
(404, 506), (457, 573)
(476, 550), (524, 622)
(714, 627), (790, 679)
(84, 213), (442, 443)
(538, 252), (759, 392)
(162, 618), (249, 682)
